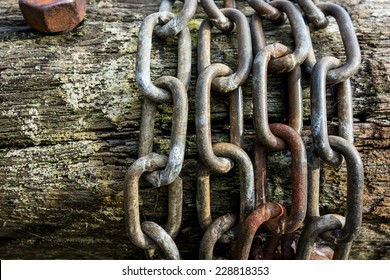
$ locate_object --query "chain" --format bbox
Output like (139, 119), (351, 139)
(126, 0), (364, 260)
(295, 0), (363, 260)
(124, 0), (195, 259)
(196, 0), (255, 259)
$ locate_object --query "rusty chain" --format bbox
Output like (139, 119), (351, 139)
(126, 0), (364, 260)
(124, 1), (195, 259)
(196, 0), (255, 259)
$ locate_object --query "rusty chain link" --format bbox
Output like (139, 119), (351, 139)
(126, 0), (364, 260)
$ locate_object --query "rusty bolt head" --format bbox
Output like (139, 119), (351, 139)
(19, 0), (86, 33)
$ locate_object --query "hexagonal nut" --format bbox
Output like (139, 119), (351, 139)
(19, 0), (86, 33)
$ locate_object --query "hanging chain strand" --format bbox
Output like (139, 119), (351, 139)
(125, 1), (195, 259)
(127, 0), (364, 260)
(196, 0), (257, 259)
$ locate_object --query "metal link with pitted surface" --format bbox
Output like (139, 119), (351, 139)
(126, 0), (364, 260)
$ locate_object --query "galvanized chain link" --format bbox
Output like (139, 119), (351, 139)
(127, 0), (364, 260)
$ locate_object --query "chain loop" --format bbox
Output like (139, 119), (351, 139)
(198, 8), (253, 92)
(327, 136), (364, 244)
(262, 124), (308, 234)
(304, 3), (361, 84)
(246, 0), (286, 24)
(156, 0), (198, 37)
(196, 143), (255, 241)
(253, 43), (300, 151)
(195, 63), (234, 173)
(138, 76), (188, 187)
(298, 136), (363, 259)
(199, 213), (237, 259)
(124, 153), (182, 258)
(198, 2), (246, 146)
(310, 56), (352, 167)
(233, 122), (308, 260)
(251, 13), (303, 134)
(201, 0), (235, 32)
(233, 202), (285, 260)
(295, 0), (328, 29)
(254, 0), (310, 74)
(136, 12), (191, 104)
(296, 214), (345, 259)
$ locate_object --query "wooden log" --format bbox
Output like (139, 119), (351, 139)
(0, 0), (389, 259)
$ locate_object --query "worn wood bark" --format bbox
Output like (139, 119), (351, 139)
(0, 0), (388, 259)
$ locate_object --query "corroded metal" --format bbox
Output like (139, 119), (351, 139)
(297, 136), (364, 260)
(213, 142), (256, 221)
(138, 77), (188, 187)
(297, 214), (345, 260)
(259, 0), (310, 74)
(127, 0), (363, 261)
(307, 146), (321, 221)
(195, 63), (234, 173)
(328, 136), (364, 245)
(232, 202), (285, 260)
(198, 3), (245, 147)
(136, 12), (191, 103)
(19, 0), (86, 33)
(141, 221), (181, 260)
(157, 0), (197, 37)
(195, 2), (256, 259)
(196, 143), (255, 241)
(199, 213), (237, 259)
(251, 13), (303, 135)
(242, 133), (306, 260)
(124, 154), (183, 254)
(296, 0), (329, 29)
(127, 1), (193, 259)
(336, 79), (354, 144)
(252, 43), (302, 151)
(280, 233), (296, 260)
(229, 87), (244, 147)
(246, 0), (286, 24)
(198, 8), (253, 93)
(310, 56), (351, 167)
(265, 124), (307, 234)
(200, 0), (234, 32)
(304, 3), (361, 84)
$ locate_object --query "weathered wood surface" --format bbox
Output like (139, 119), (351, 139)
(0, 0), (389, 259)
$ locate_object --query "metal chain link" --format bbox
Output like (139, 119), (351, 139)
(296, 0), (328, 29)
(303, 2), (361, 83)
(126, 0), (364, 260)
(157, 0), (197, 37)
